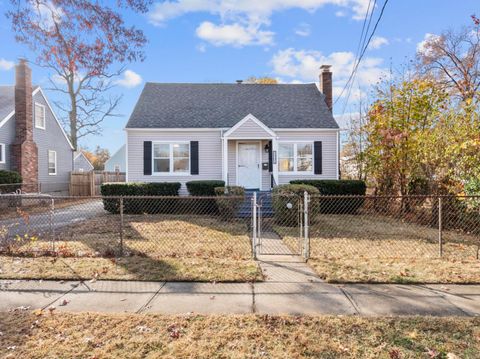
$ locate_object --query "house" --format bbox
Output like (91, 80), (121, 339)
(104, 144), (126, 172)
(125, 65), (339, 194)
(0, 60), (74, 193)
(74, 151), (94, 172)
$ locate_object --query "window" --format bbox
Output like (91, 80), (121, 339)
(153, 142), (190, 174)
(114, 164), (121, 172)
(278, 142), (313, 173)
(48, 150), (57, 175)
(35, 103), (46, 129)
(0, 143), (5, 164)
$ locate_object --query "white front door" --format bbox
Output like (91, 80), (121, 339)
(237, 142), (261, 189)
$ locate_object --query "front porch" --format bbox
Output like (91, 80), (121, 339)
(221, 114), (278, 191)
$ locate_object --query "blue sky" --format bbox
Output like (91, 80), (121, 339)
(0, 0), (478, 154)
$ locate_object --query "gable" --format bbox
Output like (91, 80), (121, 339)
(224, 115), (276, 138)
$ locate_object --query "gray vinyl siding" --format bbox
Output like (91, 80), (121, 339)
(0, 115), (15, 171)
(127, 129), (338, 193)
(105, 144), (126, 172)
(127, 130), (223, 194)
(32, 92), (73, 193)
(276, 130), (338, 183)
(74, 153), (94, 172)
(228, 118), (273, 138)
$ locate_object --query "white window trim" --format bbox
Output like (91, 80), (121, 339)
(0, 143), (5, 164)
(114, 164), (121, 172)
(278, 141), (314, 174)
(152, 141), (191, 176)
(34, 102), (46, 130)
(48, 150), (57, 175)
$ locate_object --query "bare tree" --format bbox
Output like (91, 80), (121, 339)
(7, 0), (151, 149)
(417, 15), (480, 104)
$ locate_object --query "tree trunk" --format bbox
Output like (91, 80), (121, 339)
(67, 79), (77, 150)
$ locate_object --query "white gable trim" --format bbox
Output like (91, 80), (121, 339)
(33, 87), (75, 150)
(0, 110), (15, 129)
(223, 114), (276, 138)
(104, 144), (125, 168)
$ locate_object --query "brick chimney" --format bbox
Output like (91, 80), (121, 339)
(11, 59), (38, 191)
(319, 65), (333, 112)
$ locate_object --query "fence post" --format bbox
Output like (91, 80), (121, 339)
(303, 191), (310, 261)
(438, 197), (443, 258)
(119, 197), (124, 257)
(252, 192), (257, 260)
(50, 197), (55, 253)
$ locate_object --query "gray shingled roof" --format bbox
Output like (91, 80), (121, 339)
(0, 85), (39, 122)
(126, 83), (339, 129)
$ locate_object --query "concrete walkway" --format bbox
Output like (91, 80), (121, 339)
(1, 273), (480, 316)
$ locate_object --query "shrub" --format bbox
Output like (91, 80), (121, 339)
(186, 180), (225, 196)
(272, 184), (319, 226)
(0, 170), (22, 194)
(290, 179), (366, 214)
(214, 186), (245, 220)
(100, 182), (181, 214)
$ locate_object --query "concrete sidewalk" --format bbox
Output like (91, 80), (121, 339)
(1, 254), (479, 316)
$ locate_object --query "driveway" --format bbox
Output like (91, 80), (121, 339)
(0, 199), (106, 238)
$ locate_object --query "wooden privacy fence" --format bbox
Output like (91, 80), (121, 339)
(70, 171), (126, 196)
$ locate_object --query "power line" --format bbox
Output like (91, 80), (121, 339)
(335, 0), (390, 113)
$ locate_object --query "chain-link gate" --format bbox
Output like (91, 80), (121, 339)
(252, 191), (310, 258)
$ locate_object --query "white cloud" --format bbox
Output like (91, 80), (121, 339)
(116, 70), (142, 88)
(149, 0), (371, 26)
(270, 47), (387, 99)
(294, 23), (311, 37)
(148, 0), (372, 47)
(335, 10), (346, 17)
(417, 33), (441, 56)
(368, 36), (389, 50)
(33, 1), (64, 29)
(0, 58), (14, 71)
(196, 21), (274, 47)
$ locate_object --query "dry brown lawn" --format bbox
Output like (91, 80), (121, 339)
(276, 213), (480, 284)
(0, 214), (261, 282)
(0, 312), (478, 358)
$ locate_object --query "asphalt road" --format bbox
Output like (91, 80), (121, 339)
(0, 199), (106, 238)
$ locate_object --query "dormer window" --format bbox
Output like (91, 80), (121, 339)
(35, 102), (46, 129)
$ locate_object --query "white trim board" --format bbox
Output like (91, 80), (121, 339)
(0, 110), (14, 129)
(223, 114), (276, 138)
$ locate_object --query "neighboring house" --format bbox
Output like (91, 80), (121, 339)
(74, 151), (94, 172)
(104, 144), (126, 172)
(0, 60), (74, 193)
(125, 65), (340, 194)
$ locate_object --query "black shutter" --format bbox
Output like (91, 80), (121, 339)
(314, 141), (322, 175)
(268, 140), (273, 172)
(143, 141), (152, 175)
(190, 141), (199, 175)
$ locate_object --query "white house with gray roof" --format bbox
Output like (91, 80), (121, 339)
(125, 66), (339, 193)
(0, 60), (74, 193)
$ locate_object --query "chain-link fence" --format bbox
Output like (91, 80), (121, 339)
(272, 194), (480, 262)
(0, 194), (252, 262)
(1, 193), (479, 265)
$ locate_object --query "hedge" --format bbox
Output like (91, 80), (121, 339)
(289, 179), (366, 214)
(100, 182), (181, 214)
(272, 184), (319, 226)
(214, 186), (245, 220)
(186, 180), (225, 196)
(0, 170), (22, 194)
